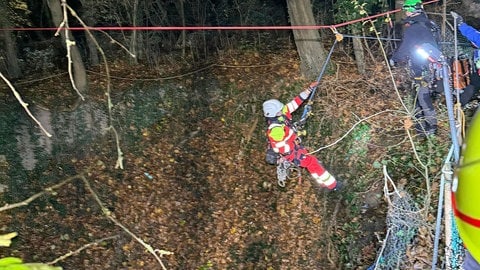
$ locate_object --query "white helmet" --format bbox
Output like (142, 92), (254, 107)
(263, 99), (283, 117)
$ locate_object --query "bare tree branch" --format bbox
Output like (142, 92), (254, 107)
(0, 71), (52, 137)
(65, 4), (133, 169)
(0, 172), (172, 268)
(48, 235), (119, 265)
(54, 0), (85, 101)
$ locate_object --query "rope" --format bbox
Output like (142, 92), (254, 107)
(2, 0), (440, 33)
(431, 19), (468, 267)
(440, 61), (461, 162)
(431, 145), (454, 269)
(297, 36), (339, 126)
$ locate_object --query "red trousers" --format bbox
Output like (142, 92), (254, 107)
(285, 146), (337, 189)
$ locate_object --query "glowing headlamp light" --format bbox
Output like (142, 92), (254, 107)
(415, 43), (443, 63)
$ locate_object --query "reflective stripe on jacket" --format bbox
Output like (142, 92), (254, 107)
(266, 95), (305, 155)
(267, 123), (295, 154)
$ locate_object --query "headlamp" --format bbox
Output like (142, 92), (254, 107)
(415, 43), (443, 63)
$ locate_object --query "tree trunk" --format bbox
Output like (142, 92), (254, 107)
(0, 30), (22, 79)
(0, 0), (22, 79)
(176, 0), (186, 58)
(83, 16), (100, 66)
(395, 0), (403, 22)
(352, 37), (366, 75)
(286, 0), (327, 79)
(47, 0), (88, 95)
(129, 0), (139, 64)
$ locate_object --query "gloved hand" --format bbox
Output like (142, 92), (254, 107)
(389, 59), (395, 67)
(300, 88), (312, 99)
(300, 81), (318, 99)
(451, 11), (464, 26)
(308, 81), (319, 90)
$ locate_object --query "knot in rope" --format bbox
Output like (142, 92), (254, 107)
(330, 26), (344, 42)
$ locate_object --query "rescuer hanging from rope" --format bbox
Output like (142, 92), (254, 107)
(262, 82), (341, 191)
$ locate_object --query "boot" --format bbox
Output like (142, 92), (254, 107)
(331, 180), (343, 191)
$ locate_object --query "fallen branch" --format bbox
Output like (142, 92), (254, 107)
(373, 228), (392, 270)
(0, 172), (171, 268)
(48, 235), (119, 265)
(65, 3), (127, 169)
(0, 71), (52, 137)
(0, 175), (78, 212)
(382, 165), (402, 206)
(55, 0), (84, 101)
(79, 175), (172, 269)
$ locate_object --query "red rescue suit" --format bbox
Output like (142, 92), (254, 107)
(266, 95), (337, 189)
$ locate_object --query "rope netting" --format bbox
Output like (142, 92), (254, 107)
(369, 175), (422, 270)
(441, 153), (465, 270)
(371, 149), (464, 270)
(448, 212), (465, 269)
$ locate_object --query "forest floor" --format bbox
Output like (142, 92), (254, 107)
(0, 47), (458, 269)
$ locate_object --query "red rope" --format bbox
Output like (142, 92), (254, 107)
(6, 25), (344, 31)
(2, 0), (439, 32)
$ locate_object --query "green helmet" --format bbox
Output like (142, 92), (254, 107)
(403, 0), (423, 12)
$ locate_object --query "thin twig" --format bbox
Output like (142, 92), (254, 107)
(404, 128), (431, 218)
(373, 228), (391, 270)
(65, 4), (126, 169)
(80, 175), (171, 269)
(382, 165), (401, 206)
(0, 71), (53, 137)
(57, 0), (84, 100)
(0, 175), (79, 212)
(14, 72), (69, 85)
(48, 235), (119, 265)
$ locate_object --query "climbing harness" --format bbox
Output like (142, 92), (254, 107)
(264, 117), (300, 186)
(275, 155), (303, 187)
